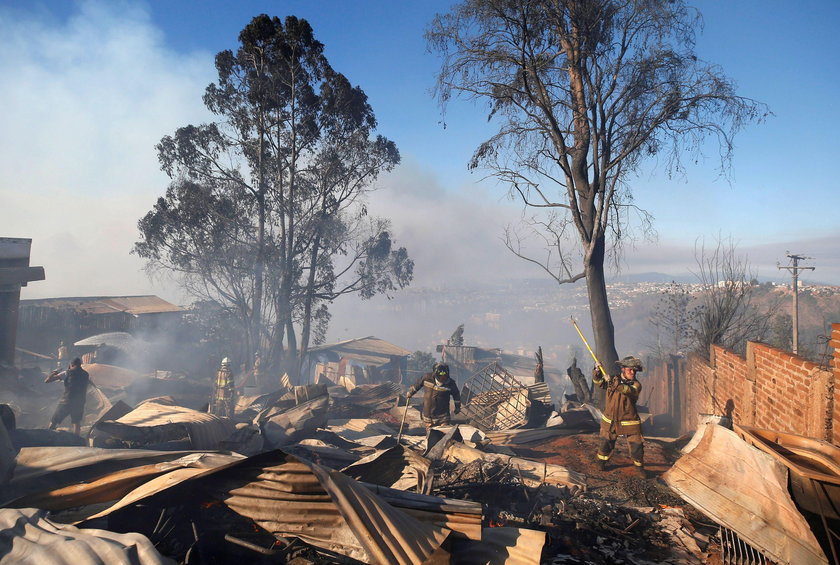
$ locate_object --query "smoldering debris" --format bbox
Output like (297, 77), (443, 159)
(0, 362), (830, 565)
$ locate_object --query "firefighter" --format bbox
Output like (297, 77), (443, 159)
(406, 362), (461, 429)
(210, 357), (236, 417)
(593, 356), (646, 478)
(56, 340), (68, 370)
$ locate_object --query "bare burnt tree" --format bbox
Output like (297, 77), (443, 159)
(691, 237), (774, 358)
(647, 281), (694, 361)
(427, 0), (768, 370)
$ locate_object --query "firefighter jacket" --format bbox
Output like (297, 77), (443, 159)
(408, 373), (461, 420)
(593, 370), (642, 436)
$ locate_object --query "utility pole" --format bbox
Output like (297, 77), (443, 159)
(777, 252), (815, 355)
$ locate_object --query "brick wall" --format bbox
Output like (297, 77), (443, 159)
(710, 346), (752, 425)
(680, 354), (715, 433)
(833, 324), (840, 445)
(649, 324), (839, 443)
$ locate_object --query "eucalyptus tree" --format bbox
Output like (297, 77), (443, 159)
(135, 15), (409, 376)
(427, 0), (768, 371)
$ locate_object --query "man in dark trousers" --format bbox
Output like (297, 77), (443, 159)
(46, 357), (90, 435)
(592, 356), (645, 477)
(407, 362), (461, 429)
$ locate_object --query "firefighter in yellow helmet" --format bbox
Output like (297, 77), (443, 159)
(593, 356), (645, 478)
(210, 357), (236, 417)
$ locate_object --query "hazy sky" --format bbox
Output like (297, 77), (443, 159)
(2, 0), (839, 308)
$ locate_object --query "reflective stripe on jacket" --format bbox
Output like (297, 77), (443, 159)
(408, 373), (460, 420)
(593, 371), (642, 436)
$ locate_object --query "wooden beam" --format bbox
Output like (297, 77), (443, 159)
(0, 266), (45, 287)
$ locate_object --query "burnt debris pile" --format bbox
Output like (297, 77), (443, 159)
(0, 358), (835, 564)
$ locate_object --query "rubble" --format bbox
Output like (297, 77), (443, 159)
(1, 349), (838, 564)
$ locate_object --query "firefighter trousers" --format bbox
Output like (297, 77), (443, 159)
(597, 430), (644, 467)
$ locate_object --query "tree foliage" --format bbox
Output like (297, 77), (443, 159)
(427, 0), (768, 370)
(135, 15), (412, 378)
(407, 350), (436, 378)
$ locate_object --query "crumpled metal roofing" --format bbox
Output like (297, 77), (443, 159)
(329, 382), (402, 417)
(259, 394), (329, 449)
(83, 450), (452, 564)
(342, 445), (432, 493)
(664, 424), (828, 565)
(100, 401), (236, 450)
(2, 447), (242, 512)
(0, 508), (174, 565)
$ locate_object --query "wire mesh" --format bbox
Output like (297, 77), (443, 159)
(460, 362), (530, 431)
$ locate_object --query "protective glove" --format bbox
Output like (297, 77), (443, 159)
(454, 403), (461, 415)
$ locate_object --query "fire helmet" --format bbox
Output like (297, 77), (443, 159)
(616, 356), (643, 372)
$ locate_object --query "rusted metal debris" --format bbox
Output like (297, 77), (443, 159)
(1, 352), (831, 565)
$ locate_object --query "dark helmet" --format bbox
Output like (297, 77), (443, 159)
(70, 357), (83, 367)
(616, 356), (643, 372)
(434, 363), (450, 378)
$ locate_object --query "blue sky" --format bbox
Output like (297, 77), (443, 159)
(1, 0), (838, 306)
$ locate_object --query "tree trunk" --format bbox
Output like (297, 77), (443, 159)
(251, 123), (266, 371)
(298, 226), (323, 382)
(585, 234), (618, 409)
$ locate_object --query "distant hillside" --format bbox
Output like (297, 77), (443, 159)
(326, 278), (840, 369)
(607, 272), (696, 284)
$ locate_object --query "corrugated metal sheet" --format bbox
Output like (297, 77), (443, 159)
(100, 296), (183, 315)
(103, 402), (236, 450)
(84, 450), (452, 565)
(526, 382), (552, 408)
(326, 418), (399, 443)
(485, 426), (581, 446)
(330, 382), (401, 417)
(0, 508), (175, 565)
(260, 395), (330, 449)
(308, 336), (411, 366)
(20, 296), (182, 315)
(6, 452), (242, 512)
(2, 447), (241, 509)
(360, 483), (483, 541)
(663, 424), (828, 565)
(341, 445), (431, 492)
(450, 526), (546, 565)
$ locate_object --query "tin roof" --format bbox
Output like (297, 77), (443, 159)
(20, 295), (183, 315)
(308, 336), (411, 366)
